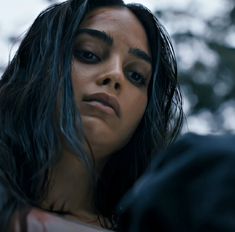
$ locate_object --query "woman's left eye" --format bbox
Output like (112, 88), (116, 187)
(127, 71), (147, 87)
(73, 49), (101, 64)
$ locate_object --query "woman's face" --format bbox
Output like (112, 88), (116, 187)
(72, 7), (152, 162)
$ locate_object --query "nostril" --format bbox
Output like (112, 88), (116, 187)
(114, 82), (120, 90)
(102, 78), (110, 85)
(101, 77), (120, 90)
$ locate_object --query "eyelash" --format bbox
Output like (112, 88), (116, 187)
(126, 71), (147, 87)
(73, 49), (101, 64)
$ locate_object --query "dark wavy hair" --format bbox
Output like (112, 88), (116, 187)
(0, 0), (183, 230)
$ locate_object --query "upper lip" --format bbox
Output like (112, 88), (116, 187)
(83, 92), (121, 117)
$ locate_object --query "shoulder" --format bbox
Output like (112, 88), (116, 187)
(118, 133), (235, 231)
(26, 209), (112, 232)
(152, 133), (235, 171)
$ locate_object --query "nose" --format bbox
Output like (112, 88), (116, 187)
(96, 57), (124, 92)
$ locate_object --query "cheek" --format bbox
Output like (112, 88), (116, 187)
(71, 62), (89, 104)
(121, 94), (148, 141)
(128, 93), (148, 122)
(71, 63), (80, 95)
(130, 102), (146, 127)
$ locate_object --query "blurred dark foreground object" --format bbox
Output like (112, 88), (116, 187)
(117, 133), (235, 232)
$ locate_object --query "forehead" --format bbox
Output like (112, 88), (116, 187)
(79, 7), (150, 54)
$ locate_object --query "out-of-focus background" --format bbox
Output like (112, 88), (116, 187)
(1, 0), (235, 134)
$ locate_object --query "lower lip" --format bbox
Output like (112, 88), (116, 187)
(84, 101), (116, 116)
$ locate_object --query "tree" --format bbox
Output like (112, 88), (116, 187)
(155, 0), (235, 133)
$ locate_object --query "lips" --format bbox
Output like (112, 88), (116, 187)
(83, 92), (121, 117)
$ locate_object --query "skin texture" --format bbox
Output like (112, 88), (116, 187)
(41, 7), (152, 231)
(72, 7), (152, 164)
(15, 208), (111, 232)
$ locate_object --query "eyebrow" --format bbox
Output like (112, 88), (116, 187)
(129, 48), (152, 64)
(77, 28), (113, 46)
(77, 28), (152, 64)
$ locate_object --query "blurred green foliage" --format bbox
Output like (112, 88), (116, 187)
(156, 0), (235, 132)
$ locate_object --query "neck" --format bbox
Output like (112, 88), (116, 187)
(42, 150), (95, 219)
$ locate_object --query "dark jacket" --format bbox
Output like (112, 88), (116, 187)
(118, 133), (235, 232)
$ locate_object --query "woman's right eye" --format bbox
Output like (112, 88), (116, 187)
(73, 49), (101, 64)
